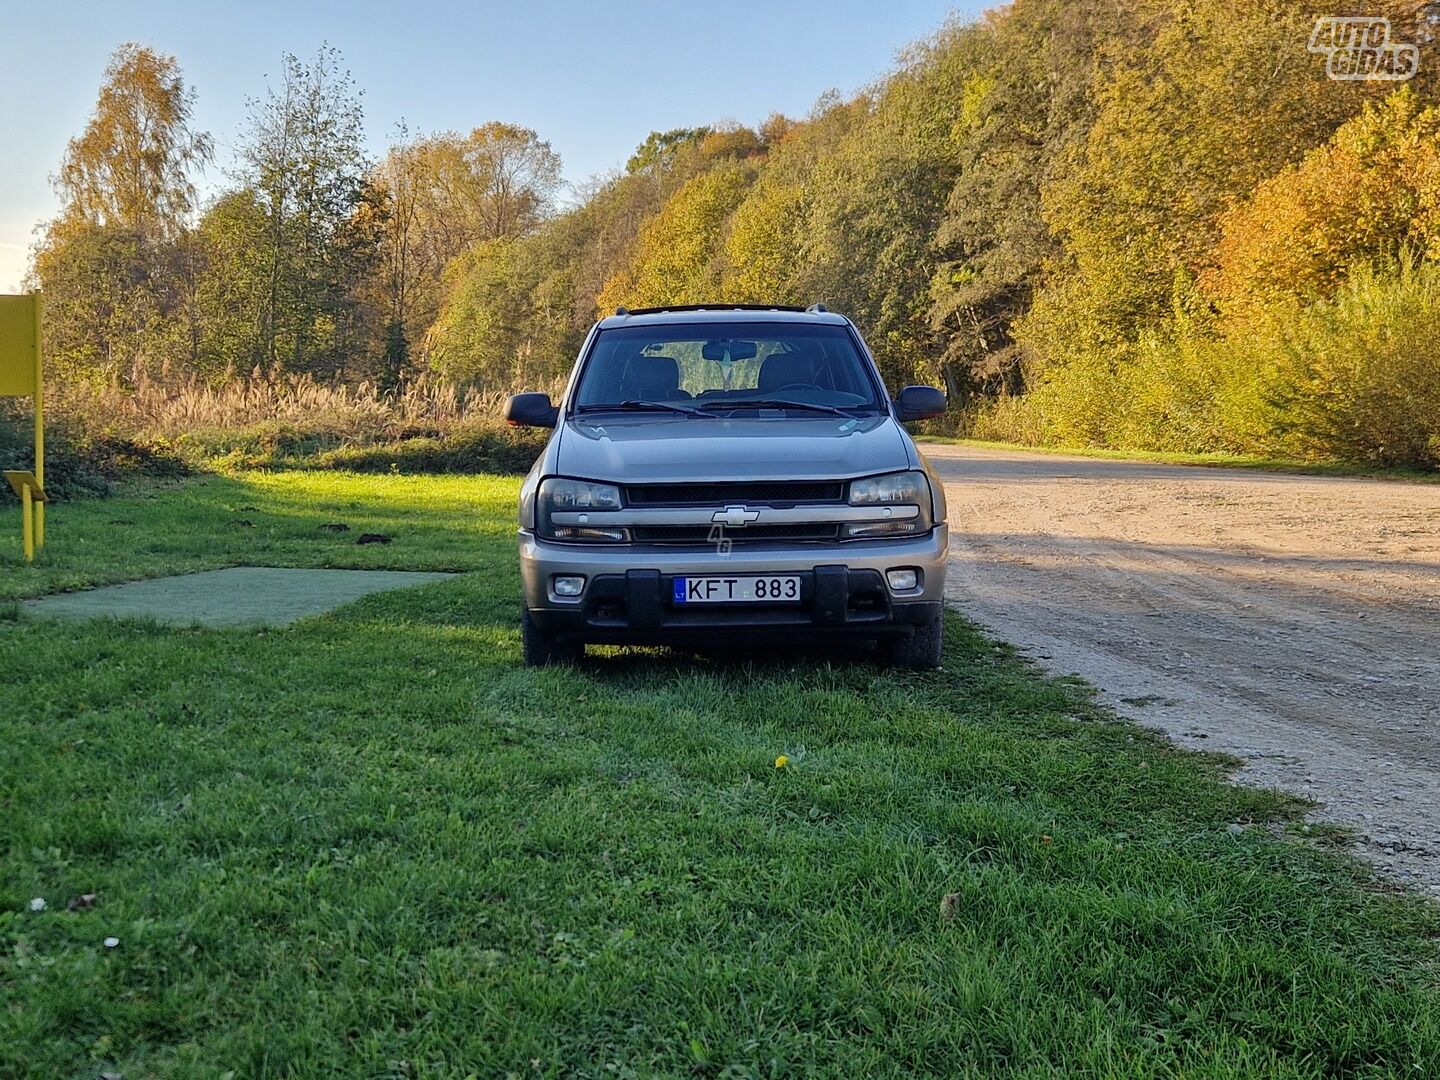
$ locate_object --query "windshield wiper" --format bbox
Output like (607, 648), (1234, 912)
(717, 397), (868, 417)
(577, 399), (717, 417)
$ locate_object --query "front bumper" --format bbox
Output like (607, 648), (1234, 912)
(521, 525), (948, 646)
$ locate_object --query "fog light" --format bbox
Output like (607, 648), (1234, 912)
(886, 568), (919, 592)
(552, 575), (586, 598)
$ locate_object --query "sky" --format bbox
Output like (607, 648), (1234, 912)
(0, 0), (984, 292)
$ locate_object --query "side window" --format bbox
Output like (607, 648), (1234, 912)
(578, 339), (626, 403)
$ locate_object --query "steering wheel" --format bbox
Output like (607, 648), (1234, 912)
(772, 382), (822, 393)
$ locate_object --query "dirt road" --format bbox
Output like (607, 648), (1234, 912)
(927, 444), (1440, 894)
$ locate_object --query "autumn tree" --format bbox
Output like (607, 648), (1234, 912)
(1203, 89), (1440, 317)
(372, 123), (562, 378)
(189, 190), (270, 378)
(429, 124), (739, 383)
(597, 161), (756, 312)
(53, 43), (213, 237)
(1022, 0), (1425, 367)
(428, 200), (617, 386)
(427, 238), (531, 383)
(626, 128), (710, 173)
(235, 46), (378, 375)
(773, 25), (982, 388)
(33, 44), (212, 384)
(927, 0), (1156, 396)
(723, 96), (865, 307)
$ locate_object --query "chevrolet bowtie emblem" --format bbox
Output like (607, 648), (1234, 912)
(712, 506), (761, 527)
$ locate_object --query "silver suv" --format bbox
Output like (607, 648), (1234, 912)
(504, 305), (949, 668)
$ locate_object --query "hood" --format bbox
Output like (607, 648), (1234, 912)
(555, 414), (907, 483)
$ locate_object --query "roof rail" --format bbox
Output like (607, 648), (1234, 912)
(617, 303), (811, 317)
(806, 302), (828, 313)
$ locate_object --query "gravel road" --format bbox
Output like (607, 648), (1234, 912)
(927, 444), (1440, 895)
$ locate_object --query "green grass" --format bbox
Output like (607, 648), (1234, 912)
(914, 437), (1440, 483)
(3, 474), (1438, 1078)
(0, 473), (512, 602)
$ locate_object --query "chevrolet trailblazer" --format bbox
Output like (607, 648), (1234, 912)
(503, 304), (949, 667)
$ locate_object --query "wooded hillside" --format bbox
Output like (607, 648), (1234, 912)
(26, 1), (1440, 467)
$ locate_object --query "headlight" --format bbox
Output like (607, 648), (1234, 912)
(542, 478), (622, 511)
(843, 471), (932, 539)
(537, 478), (628, 542)
(848, 471), (929, 506)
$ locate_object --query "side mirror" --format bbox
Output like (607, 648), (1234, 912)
(894, 385), (946, 422)
(504, 392), (559, 429)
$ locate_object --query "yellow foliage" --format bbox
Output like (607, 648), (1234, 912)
(596, 162), (755, 313)
(979, 258), (1440, 467)
(723, 179), (808, 304)
(1204, 89), (1440, 318)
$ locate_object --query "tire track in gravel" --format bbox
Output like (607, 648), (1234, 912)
(926, 444), (1440, 895)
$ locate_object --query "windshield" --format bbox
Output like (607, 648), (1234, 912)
(571, 322), (884, 414)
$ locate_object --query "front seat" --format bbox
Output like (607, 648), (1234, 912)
(758, 351), (823, 392)
(619, 355), (688, 399)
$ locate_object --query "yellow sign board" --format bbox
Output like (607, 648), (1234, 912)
(2, 293), (44, 561)
(4, 471), (46, 502)
(0, 294), (40, 397)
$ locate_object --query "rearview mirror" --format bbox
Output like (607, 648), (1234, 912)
(504, 392), (559, 428)
(894, 385), (946, 422)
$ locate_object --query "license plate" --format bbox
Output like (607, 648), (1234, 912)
(673, 575), (801, 604)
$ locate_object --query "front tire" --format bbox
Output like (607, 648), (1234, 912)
(882, 609), (944, 670)
(521, 605), (582, 667)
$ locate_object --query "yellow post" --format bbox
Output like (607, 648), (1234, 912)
(5, 470), (46, 561)
(21, 482), (33, 562)
(33, 294), (43, 549)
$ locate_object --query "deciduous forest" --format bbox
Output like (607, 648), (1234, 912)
(11, 0), (1440, 479)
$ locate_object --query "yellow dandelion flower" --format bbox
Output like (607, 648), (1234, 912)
(774, 755), (789, 769)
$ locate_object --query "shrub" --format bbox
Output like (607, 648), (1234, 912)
(30, 372), (554, 492)
(1258, 259), (1440, 467)
(969, 258), (1440, 469)
(0, 401), (189, 503)
(203, 420), (546, 475)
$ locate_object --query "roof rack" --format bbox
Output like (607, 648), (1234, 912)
(614, 303), (812, 317)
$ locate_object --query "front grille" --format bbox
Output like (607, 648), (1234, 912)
(632, 523), (839, 544)
(624, 481), (845, 506)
